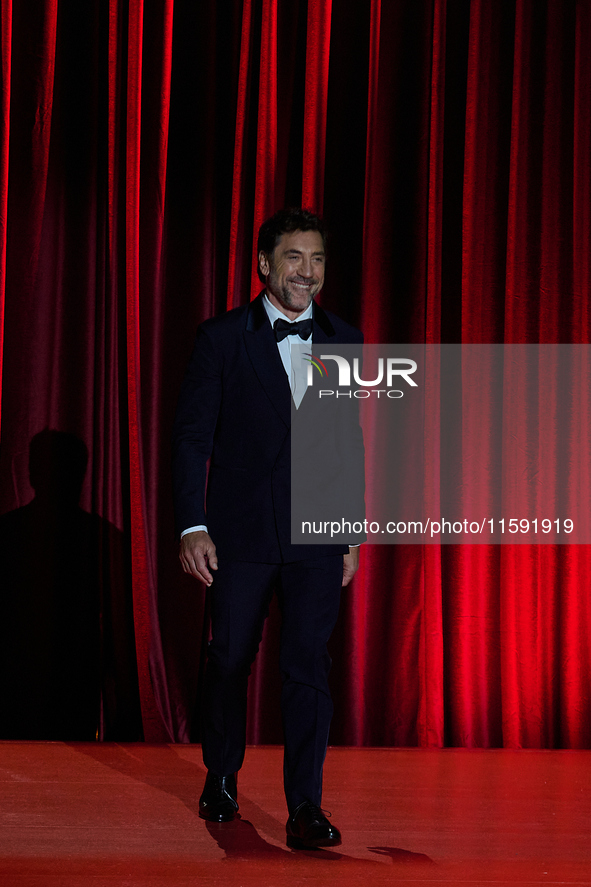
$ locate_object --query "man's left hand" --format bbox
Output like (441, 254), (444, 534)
(342, 546), (360, 587)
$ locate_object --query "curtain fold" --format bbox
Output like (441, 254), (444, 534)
(420, 0), (446, 748)
(1, 0), (590, 749)
(227, 0), (254, 311)
(301, 0), (331, 214)
(250, 0), (277, 300)
(0, 0), (11, 436)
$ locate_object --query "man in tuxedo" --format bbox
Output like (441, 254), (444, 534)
(172, 208), (363, 849)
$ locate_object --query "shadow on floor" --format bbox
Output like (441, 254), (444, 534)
(67, 742), (434, 867)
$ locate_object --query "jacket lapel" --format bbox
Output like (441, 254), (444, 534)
(312, 302), (336, 344)
(244, 293), (292, 428)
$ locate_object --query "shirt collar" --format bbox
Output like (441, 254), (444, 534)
(263, 292), (314, 327)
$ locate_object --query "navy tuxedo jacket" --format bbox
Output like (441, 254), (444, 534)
(172, 293), (364, 563)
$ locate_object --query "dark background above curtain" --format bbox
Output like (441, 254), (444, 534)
(0, 0), (590, 747)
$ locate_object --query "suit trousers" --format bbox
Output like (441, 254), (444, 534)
(201, 554), (343, 813)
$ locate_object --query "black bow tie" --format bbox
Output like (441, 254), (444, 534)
(273, 317), (313, 342)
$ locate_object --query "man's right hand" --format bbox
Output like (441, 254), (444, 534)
(179, 531), (218, 586)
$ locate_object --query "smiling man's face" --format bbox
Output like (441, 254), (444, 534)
(259, 229), (326, 320)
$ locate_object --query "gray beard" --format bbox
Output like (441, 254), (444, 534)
(279, 283), (316, 310)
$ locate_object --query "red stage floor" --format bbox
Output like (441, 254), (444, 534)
(0, 743), (590, 886)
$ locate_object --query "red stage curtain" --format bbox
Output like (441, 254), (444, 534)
(0, 0), (590, 748)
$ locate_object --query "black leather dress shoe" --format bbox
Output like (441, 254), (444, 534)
(286, 801), (342, 849)
(199, 771), (239, 822)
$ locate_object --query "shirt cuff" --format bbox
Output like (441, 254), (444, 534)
(181, 525), (208, 537)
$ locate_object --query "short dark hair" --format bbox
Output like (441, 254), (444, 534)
(257, 207), (326, 257)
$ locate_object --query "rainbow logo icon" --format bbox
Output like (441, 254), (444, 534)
(303, 353), (328, 377)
